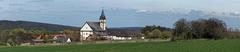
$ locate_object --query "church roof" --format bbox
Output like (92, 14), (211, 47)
(99, 9), (106, 20)
(86, 22), (104, 31)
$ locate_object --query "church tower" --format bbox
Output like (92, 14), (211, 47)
(99, 9), (106, 30)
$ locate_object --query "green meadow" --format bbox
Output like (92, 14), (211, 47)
(0, 39), (240, 52)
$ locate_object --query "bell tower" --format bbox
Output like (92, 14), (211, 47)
(99, 9), (106, 30)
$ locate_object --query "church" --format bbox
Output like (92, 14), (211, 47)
(80, 9), (108, 40)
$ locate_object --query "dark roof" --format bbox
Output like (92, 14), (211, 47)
(107, 28), (141, 37)
(86, 22), (104, 31)
(99, 9), (106, 20)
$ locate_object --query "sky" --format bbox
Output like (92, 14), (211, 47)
(0, 0), (239, 28)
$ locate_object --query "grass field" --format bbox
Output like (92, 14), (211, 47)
(0, 39), (240, 52)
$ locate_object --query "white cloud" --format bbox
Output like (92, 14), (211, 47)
(136, 9), (148, 13)
(28, 0), (55, 3)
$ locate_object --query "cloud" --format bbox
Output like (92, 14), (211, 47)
(28, 0), (55, 3)
(136, 9), (148, 13)
(230, 12), (240, 16)
(9, 3), (26, 6)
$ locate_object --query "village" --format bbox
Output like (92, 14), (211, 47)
(22, 9), (145, 46)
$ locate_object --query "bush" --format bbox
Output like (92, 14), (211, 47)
(145, 29), (161, 39)
(160, 31), (172, 39)
(145, 29), (172, 39)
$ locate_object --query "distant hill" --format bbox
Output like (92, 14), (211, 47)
(0, 20), (145, 32)
(0, 20), (80, 31)
(0, 20), (172, 34)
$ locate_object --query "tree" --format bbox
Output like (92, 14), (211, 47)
(29, 29), (47, 35)
(160, 31), (172, 39)
(9, 28), (32, 45)
(173, 18), (191, 40)
(146, 29), (161, 39)
(63, 29), (79, 42)
(191, 19), (206, 39)
(0, 30), (10, 43)
(141, 25), (157, 35)
(203, 18), (227, 39)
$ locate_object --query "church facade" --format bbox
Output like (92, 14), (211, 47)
(80, 10), (107, 40)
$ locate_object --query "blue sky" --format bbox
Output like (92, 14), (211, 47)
(0, 0), (239, 28)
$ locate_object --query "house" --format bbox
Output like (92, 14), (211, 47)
(52, 34), (68, 43)
(31, 34), (70, 45)
(80, 9), (107, 40)
(107, 28), (142, 40)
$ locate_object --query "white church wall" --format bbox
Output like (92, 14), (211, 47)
(81, 32), (93, 40)
(80, 23), (94, 40)
(80, 23), (93, 31)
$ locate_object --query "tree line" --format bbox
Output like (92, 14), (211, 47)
(172, 18), (227, 40)
(141, 18), (238, 41)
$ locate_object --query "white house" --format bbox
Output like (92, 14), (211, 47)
(80, 9), (107, 40)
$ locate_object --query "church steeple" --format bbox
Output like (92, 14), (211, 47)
(99, 9), (106, 20)
(99, 9), (106, 30)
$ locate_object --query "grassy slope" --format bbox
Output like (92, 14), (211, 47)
(0, 39), (240, 52)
